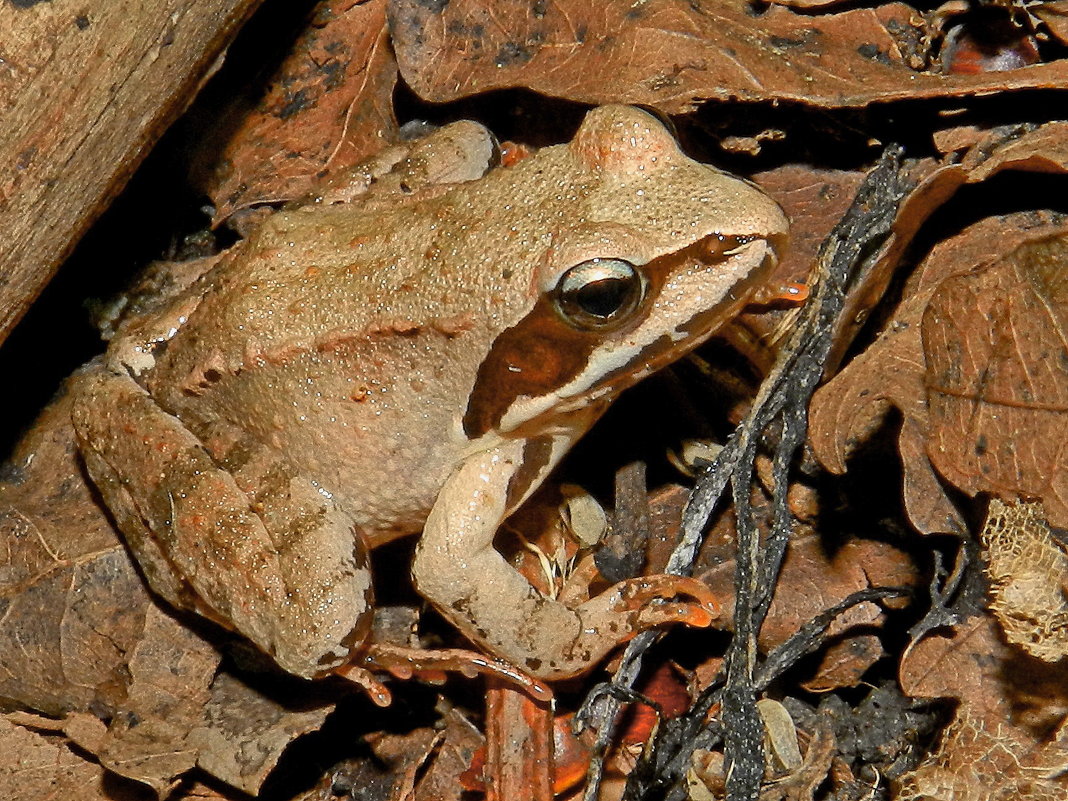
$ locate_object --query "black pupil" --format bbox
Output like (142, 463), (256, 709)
(573, 277), (632, 318)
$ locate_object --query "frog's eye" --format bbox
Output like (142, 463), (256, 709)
(553, 258), (646, 330)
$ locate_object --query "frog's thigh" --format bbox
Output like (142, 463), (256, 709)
(70, 368), (372, 679)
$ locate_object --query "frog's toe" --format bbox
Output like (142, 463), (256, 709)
(611, 574), (720, 624)
(359, 643), (553, 702)
(635, 600), (716, 629)
(335, 664), (394, 707)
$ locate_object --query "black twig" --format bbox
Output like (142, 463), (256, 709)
(578, 145), (916, 801)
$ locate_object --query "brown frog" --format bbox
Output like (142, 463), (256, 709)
(70, 105), (788, 691)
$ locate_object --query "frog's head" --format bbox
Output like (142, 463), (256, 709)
(463, 105), (788, 440)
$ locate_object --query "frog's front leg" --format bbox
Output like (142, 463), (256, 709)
(71, 367), (373, 679)
(412, 437), (718, 681)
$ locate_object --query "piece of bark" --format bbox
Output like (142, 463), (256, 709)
(484, 681), (554, 801)
(0, 0), (263, 348)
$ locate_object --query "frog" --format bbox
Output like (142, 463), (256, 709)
(70, 105), (789, 691)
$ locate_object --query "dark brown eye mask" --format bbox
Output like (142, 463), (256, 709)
(462, 233), (774, 439)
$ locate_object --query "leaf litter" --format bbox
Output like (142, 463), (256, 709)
(6, 0), (1068, 797)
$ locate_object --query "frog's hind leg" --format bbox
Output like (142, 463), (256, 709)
(70, 367), (373, 680)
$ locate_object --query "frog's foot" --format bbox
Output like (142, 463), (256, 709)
(337, 643), (553, 706)
(449, 571), (718, 683)
(594, 574), (720, 630)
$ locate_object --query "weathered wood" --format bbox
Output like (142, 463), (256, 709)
(0, 0), (262, 346)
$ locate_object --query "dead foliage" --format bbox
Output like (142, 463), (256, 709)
(194, 0), (399, 226)
(5, 0), (1068, 799)
(389, 0), (1068, 110)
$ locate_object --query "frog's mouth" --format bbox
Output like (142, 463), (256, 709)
(566, 236), (785, 409)
(463, 234), (784, 441)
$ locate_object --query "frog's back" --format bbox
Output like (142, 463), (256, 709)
(135, 163), (575, 536)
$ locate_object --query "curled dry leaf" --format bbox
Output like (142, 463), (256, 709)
(933, 121), (1068, 177)
(200, 0), (398, 225)
(810, 121), (1068, 535)
(388, 0), (1068, 112)
(897, 613), (1068, 800)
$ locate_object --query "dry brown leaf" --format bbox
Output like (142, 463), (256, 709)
(388, 0), (1068, 112)
(76, 605), (219, 796)
(0, 715), (149, 801)
(924, 234), (1068, 528)
(754, 166), (868, 292)
(937, 120), (1068, 178)
(414, 708), (484, 801)
(201, 0), (398, 224)
(810, 125), (1068, 535)
(0, 391), (335, 795)
(367, 727), (442, 800)
(808, 236), (969, 537)
(1034, 1), (1068, 46)
(723, 166), (869, 376)
(897, 613), (1068, 800)
(192, 672), (335, 796)
(0, 388), (159, 718)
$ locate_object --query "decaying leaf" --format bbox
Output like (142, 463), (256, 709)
(193, 672), (335, 796)
(811, 204), (1068, 535)
(413, 709), (484, 801)
(981, 498), (1068, 662)
(925, 234), (1068, 529)
(0, 391), (335, 795)
(388, 0), (1068, 112)
(200, 0), (398, 225)
(898, 614), (1068, 800)
(62, 604), (218, 797)
(0, 387), (159, 718)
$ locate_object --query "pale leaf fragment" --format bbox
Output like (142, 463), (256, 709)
(982, 498), (1068, 662)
